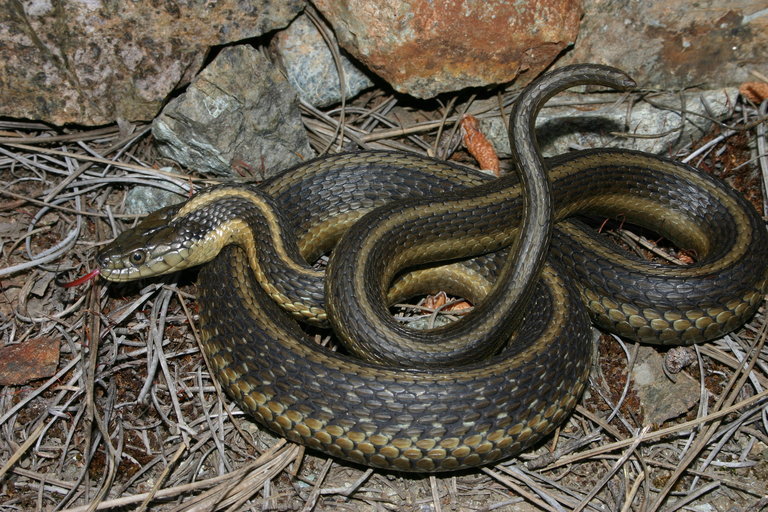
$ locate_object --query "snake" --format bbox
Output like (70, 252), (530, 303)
(96, 65), (768, 472)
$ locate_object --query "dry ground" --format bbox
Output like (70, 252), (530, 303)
(1, 80), (767, 512)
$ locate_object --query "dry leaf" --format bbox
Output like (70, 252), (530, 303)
(423, 291), (448, 310)
(739, 81), (768, 103)
(460, 114), (500, 176)
(423, 291), (472, 314)
(676, 250), (695, 265)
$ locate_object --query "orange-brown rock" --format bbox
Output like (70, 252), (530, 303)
(0, 337), (60, 386)
(313, 0), (582, 98)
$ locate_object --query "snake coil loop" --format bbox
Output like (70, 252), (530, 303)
(98, 65), (768, 472)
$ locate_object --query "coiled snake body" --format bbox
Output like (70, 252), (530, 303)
(98, 65), (768, 472)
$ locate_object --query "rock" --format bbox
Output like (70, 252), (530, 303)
(124, 172), (188, 215)
(272, 14), (374, 107)
(560, 0), (768, 89)
(476, 88), (737, 158)
(664, 346), (697, 375)
(0, 0), (304, 125)
(312, 0), (582, 99)
(0, 337), (60, 386)
(631, 346), (699, 425)
(152, 45), (314, 179)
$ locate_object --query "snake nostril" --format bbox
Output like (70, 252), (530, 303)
(96, 252), (109, 268)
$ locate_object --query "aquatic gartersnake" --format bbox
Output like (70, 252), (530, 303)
(97, 65), (768, 471)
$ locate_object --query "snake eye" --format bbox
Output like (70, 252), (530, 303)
(129, 250), (147, 266)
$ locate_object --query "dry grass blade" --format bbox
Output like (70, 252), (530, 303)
(57, 441), (299, 512)
(0, 423), (47, 481)
(573, 426), (650, 512)
(482, 467), (561, 511)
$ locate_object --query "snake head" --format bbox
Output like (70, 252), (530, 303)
(97, 202), (208, 282)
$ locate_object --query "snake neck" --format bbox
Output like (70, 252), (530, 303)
(180, 186), (329, 325)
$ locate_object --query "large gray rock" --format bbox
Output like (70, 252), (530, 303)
(0, 0), (304, 125)
(152, 46), (314, 179)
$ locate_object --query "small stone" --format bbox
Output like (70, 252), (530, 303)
(123, 168), (188, 214)
(664, 346), (696, 374)
(0, 337), (60, 386)
(631, 346), (698, 425)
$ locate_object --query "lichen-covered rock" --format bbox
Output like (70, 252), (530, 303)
(312, 0), (582, 98)
(272, 14), (374, 107)
(152, 46), (314, 179)
(0, 0), (304, 125)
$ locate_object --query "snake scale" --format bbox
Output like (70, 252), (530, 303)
(97, 65), (768, 472)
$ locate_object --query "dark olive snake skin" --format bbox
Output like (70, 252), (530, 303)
(98, 65), (768, 472)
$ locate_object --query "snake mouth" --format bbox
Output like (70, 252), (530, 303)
(62, 257), (147, 286)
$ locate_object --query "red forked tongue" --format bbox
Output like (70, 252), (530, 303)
(61, 268), (100, 288)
